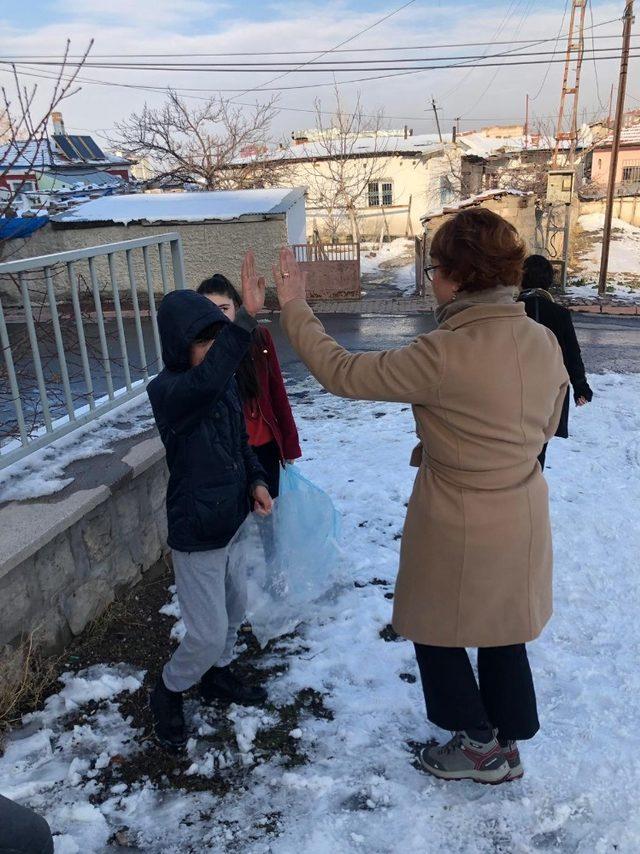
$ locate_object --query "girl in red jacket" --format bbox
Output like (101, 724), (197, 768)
(197, 274), (301, 497)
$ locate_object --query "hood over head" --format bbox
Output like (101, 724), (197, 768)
(157, 289), (229, 371)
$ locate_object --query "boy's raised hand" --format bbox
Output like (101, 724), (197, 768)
(252, 484), (273, 517)
(272, 247), (307, 308)
(241, 249), (266, 317)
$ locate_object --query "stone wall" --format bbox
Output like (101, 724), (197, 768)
(422, 195), (539, 253)
(0, 436), (169, 687)
(0, 217), (288, 306)
(578, 195), (640, 229)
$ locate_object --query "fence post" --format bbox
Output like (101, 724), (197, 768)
(170, 237), (186, 290)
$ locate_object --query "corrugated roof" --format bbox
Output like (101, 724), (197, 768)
(52, 187), (306, 225)
(596, 125), (640, 147)
(459, 127), (594, 158)
(235, 133), (450, 165)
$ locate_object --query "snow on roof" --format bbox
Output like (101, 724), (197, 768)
(0, 138), (131, 172)
(596, 125), (640, 148)
(52, 187), (306, 225)
(421, 188), (530, 222)
(0, 140), (68, 170)
(235, 133), (449, 165)
(459, 126), (594, 158)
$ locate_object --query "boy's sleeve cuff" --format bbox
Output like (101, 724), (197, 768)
(235, 307), (259, 333)
(250, 479), (269, 493)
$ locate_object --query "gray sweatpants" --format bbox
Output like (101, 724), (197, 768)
(0, 795), (53, 854)
(163, 547), (246, 693)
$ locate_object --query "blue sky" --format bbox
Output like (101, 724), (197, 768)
(0, 1), (635, 140)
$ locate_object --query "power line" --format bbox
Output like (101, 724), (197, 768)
(235, 0), (417, 99)
(3, 44), (637, 73)
(530, 0), (570, 101)
(0, 31), (627, 59)
(5, 50), (639, 98)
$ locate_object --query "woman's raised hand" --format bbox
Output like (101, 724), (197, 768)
(273, 247), (307, 308)
(241, 249), (266, 317)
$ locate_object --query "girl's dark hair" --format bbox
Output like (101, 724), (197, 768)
(197, 273), (263, 402)
(521, 254), (555, 290)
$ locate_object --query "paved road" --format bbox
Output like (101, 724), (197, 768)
(269, 311), (640, 382)
(2, 310), (640, 445)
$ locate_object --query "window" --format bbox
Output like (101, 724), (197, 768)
(622, 166), (640, 183)
(8, 180), (36, 193)
(368, 180), (393, 207)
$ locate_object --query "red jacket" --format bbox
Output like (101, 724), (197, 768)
(246, 327), (301, 462)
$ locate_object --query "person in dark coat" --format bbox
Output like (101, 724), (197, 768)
(518, 254), (593, 470)
(197, 274), (302, 498)
(147, 251), (273, 751)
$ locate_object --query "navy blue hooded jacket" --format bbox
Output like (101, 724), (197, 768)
(147, 290), (267, 552)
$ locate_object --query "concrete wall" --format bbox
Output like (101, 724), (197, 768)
(579, 195), (640, 229)
(0, 217), (289, 306)
(0, 436), (168, 687)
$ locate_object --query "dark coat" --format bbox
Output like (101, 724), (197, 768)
(147, 290), (266, 553)
(251, 327), (302, 462)
(519, 290), (593, 438)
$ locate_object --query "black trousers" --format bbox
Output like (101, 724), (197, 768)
(538, 443), (548, 471)
(253, 440), (281, 498)
(414, 643), (540, 741)
(0, 795), (53, 854)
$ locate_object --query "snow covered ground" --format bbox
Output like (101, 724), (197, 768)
(569, 213), (640, 299)
(360, 239), (417, 297)
(2, 374), (640, 852)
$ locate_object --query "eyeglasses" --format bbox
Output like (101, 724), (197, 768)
(424, 264), (440, 282)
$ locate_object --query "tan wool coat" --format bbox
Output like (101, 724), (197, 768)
(281, 297), (569, 648)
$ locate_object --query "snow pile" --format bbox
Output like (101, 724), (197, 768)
(0, 395), (155, 503)
(1, 375), (640, 851)
(571, 213), (640, 296)
(360, 239), (416, 296)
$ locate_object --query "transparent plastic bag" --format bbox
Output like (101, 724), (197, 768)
(227, 465), (340, 647)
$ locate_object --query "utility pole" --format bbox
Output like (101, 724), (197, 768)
(552, 0), (587, 168)
(431, 97), (443, 143)
(524, 94), (529, 149)
(607, 83), (615, 127)
(598, 0), (635, 296)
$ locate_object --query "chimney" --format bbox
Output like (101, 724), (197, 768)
(52, 112), (65, 135)
(409, 128), (414, 137)
(452, 126), (457, 143)
(404, 125), (408, 139)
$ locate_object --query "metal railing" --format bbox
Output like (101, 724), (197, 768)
(0, 232), (186, 469)
(291, 242), (360, 263)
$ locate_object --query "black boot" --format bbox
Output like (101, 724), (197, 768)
(200, 665), (267, 706)
(149, 674), (186, 751)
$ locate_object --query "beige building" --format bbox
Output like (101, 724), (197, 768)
(591, 126), (640, 192)
(235, 132), (482, 241)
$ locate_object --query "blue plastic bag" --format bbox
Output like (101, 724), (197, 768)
(227, 465), (341, 646)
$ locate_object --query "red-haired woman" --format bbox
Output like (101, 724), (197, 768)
(272, 209), (569, 784)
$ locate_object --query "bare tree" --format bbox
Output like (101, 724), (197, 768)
(0, 41), (93, 224)
(301, 88), (386, 242)
(114, 90), (283, 190)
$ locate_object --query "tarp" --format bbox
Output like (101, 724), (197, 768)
(0, 216), (49, 240)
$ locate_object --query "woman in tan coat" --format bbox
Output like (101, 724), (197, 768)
(272, 208), (569, 785)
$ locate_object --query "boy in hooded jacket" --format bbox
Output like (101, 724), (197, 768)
(147, 252), (272, 750)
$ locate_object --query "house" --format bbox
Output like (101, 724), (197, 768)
(458, 126), (594, 195)
(0, 112), (133, 199)
(590, 125), (640, 193)
(4, 188), (307, 303)
(232, 129), (479, 241)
